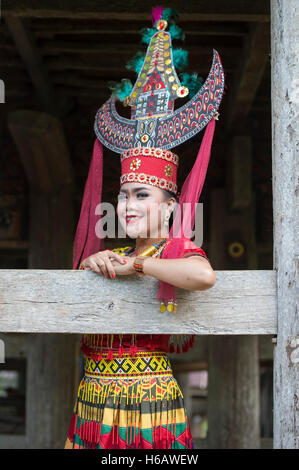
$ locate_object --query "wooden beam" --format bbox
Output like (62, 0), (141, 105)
(0, 269), (276, 334)
(32, 41), (240, 56)
(271, 0), (299, 450)
(2, 1), (270, 22)
(4, 16), (57, 114)
(227, 22), (270, 128)
(32, 25), (247, 38)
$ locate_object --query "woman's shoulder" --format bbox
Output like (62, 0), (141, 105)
(162, 236), (209, 261)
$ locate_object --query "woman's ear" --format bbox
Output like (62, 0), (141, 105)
(168, 197), (176, 214)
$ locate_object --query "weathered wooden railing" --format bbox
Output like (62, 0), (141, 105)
(0, 270), (277, 334)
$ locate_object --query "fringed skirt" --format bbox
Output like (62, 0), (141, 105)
(66, 350), (194, 449)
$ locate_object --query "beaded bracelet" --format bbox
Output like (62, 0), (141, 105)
(133, 255), (148, 275)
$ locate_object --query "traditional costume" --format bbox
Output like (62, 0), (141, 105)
(66, 6), (224, 449)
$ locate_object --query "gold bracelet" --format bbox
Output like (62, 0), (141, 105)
(133, 255), (148, 275)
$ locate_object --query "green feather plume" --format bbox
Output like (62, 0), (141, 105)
(107, 78), (133, 102)
(161, 8), (179, 24)
(169, 24), (185, 41)
(179, 73), (204, 99)
(140, 27), (156, 45)
(173, 48), (188, 71)
(125, 51), (145, 74)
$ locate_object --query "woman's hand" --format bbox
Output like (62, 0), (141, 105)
(80, 250), (129, 279)
(111, 256), (136, 276)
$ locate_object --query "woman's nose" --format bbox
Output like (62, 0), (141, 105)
(126, 197), (137, 210)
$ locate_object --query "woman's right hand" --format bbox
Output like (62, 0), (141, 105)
(80, 250), (127, 279)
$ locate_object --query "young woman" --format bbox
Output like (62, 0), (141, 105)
(64, 181), (215, 449)
(64, 4), (224, 450)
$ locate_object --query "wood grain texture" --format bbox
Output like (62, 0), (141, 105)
(0, 269), (277, 334)
(271, 0), (299, 450)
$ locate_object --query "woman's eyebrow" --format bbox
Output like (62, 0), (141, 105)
(119, 187), (150, 193)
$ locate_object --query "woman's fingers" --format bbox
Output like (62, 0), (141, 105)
(89, 259), (104, 275)
(108, 251), (127, 265)
(104, 256), (116, 278)
(82, 250), (127, 278)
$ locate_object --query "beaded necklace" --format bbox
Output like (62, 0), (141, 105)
(126, 237), (169, 258)
(125, 237), (177, 312)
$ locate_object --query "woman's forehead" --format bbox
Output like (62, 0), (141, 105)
(119, 182), (155, 192)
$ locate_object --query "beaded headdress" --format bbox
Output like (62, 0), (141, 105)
(73, 6), (225, 311)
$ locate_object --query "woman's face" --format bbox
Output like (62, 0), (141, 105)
(117, 182), (175, 238)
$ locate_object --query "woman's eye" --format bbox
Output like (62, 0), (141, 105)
(117, 192), (148, 200)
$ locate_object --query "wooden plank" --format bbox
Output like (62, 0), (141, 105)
(0, 269), (277, 334)
(271, 0), (299, 450)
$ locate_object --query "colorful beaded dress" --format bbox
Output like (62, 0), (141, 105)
(66, 6), (224, 449)
(67, 238), (210, 449)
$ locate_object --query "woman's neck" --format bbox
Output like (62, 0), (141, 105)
(134, 234), (168, 255)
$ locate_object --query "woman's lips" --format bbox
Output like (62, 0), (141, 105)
(126, 215), (140, 223)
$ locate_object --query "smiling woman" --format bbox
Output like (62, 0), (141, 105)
(66, 5), (224, 450)
(65, 180), (214, 449)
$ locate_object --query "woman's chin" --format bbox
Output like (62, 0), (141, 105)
(125, 225), (141, 238)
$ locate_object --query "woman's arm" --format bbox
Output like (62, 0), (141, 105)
(142, 256), (215, 291)
(113, 255), (216, 291)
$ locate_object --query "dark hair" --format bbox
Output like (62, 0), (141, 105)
(163, 189), (178, 202)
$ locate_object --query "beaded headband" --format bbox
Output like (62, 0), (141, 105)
(120, 147), (179, 194)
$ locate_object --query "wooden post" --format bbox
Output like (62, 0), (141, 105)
(7, 110), (79, 449)
(208, 335), (260, 448)
(271, 0), (299, 449)
(207, 182), (260, 448)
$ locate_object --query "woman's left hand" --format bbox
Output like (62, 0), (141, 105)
(110, 256), (136, 276)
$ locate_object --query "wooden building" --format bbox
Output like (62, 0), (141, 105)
(0, 0), (298, 449)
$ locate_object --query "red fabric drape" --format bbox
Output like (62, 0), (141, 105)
(73, 138), (105, 270)
(157, 118), (216, 305)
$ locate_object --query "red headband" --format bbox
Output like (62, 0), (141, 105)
(120, 147), (179, 194)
